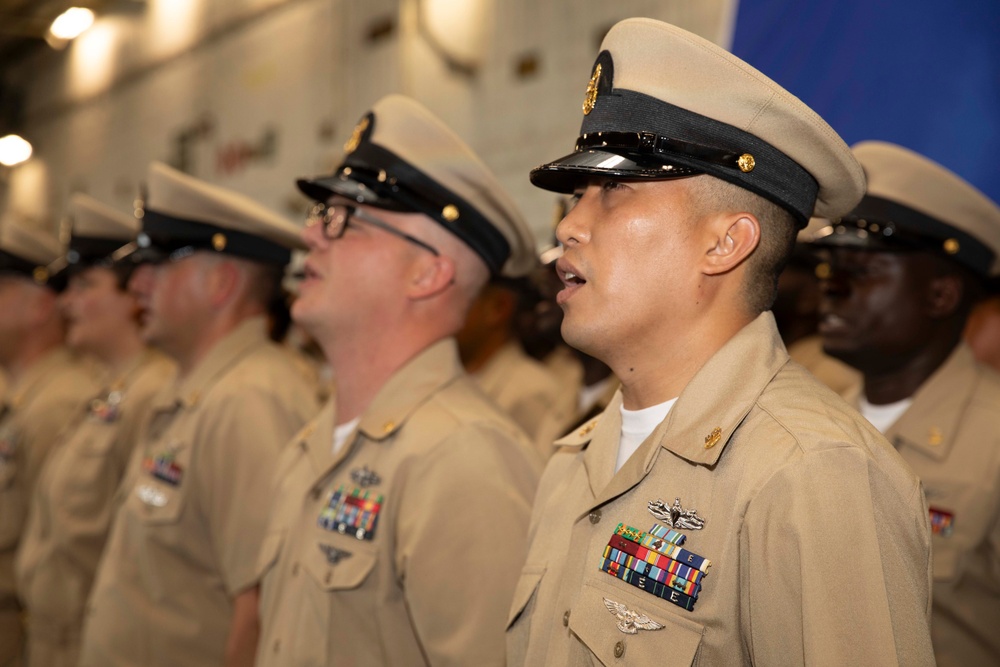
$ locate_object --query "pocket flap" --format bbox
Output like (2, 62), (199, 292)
(305, 539), (377, 590)
(255, 529), (285, 579)
(131, 479), (185, 523)
(570, 581), (704, 665)
(507, 566), (546, 629)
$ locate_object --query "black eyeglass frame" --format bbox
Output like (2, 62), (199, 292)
(308, 203), (440, 256)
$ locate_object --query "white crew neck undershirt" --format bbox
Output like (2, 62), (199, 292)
(858, 396), (913, 434)
(617, 398), (677, 473)
(332, 417), (361, 455)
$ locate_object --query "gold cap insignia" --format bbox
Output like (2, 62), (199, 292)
(737, 153), (756, 173)
(943, 238), (959, 255)
(212, 233), (227, 251)
(344, 116), (370, 154)
(442, 204), (459, 222)
(928, 426), (943, 446)
(32, 266), (48, 285)
(704, 427), (722, 449)
(583, 63), (601, 116)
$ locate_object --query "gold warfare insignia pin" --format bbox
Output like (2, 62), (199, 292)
(583, 63), (601, 115)
(704, 427), (722, 448)
(344, 116), (370, 153)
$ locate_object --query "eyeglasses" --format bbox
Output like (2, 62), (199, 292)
(307, 203), (440, 256)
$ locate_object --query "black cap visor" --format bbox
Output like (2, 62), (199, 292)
(530, 146), (702, 194)
(297, 172), (411, 212)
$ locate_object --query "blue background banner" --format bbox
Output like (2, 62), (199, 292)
(730, 0), (1000, 205)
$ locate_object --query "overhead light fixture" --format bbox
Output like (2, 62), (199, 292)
(0, 135), (33, 167)
(50, 7), (95, 40)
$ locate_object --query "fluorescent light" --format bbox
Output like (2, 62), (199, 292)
(50, 7), (95, 40)
(0, 135), (33, 167)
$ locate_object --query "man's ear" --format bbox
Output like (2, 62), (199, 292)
(926, 273), (963, 319)
(407, 254), (457, 300)
(703, 213), (761, 276)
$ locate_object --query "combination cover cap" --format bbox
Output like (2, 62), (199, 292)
(297, 95), (536, 277)
(530, 18), (866, 226)
(809, 141), (1000, 277)
(135, 161), (304, 266)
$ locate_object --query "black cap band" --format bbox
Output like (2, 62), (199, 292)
(813, 195), (996, 276)
(67, 235), (128, 267)
(298, 142), (512, 276)
(139, 209), (291, 266)
(0, 250), (61, 290)
(530, 87), (818, 226)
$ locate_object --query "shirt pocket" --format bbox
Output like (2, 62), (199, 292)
(507, 565), (546, 629)
(256, 529), (286, 580)
(506, 565), (546, 666)
(570, 580), (705, 666)
(131, 479), (185, 524)
(923, 477), (988, 582)
(304, 538), (377, 591)
(129, 440), (190, 524)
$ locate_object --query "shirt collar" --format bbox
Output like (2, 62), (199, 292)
(886, 343), (980, 460)
(9, 347), (85, 410)
(357, 337), (465, 440)
(558, 312), (789, 500)
(153, 316), (271, 411)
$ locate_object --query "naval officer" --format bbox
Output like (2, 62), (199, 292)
(78, 163), (320, 667)
(506, 18), (935, 666)
(252, 94), (541, 666)
(0, 218), (100, 667)
(15, 194), (175, 667)
(812, 141), (1000, 667)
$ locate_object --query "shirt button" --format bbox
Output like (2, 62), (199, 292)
(589, 510), (602, 524)
(614, 640), (625, 658)
(291, 563), (299, 576)
(562, 610), (570, 627)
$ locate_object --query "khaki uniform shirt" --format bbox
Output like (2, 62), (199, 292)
(78, 318), (320, 667)
(477, 341), (571, 460)
(850, 344), (1000, 667)
(256, 338), (541, 666)
(506, 313), (935, 666)
(15, 350), (175, 666)
(787, 334), (861, 397)
(0, 348), (100, 663)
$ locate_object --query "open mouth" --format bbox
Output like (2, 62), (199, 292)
(556, 259), (586, 304)
(301, 263), (321, 283)
(818, 312), (849, 334)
